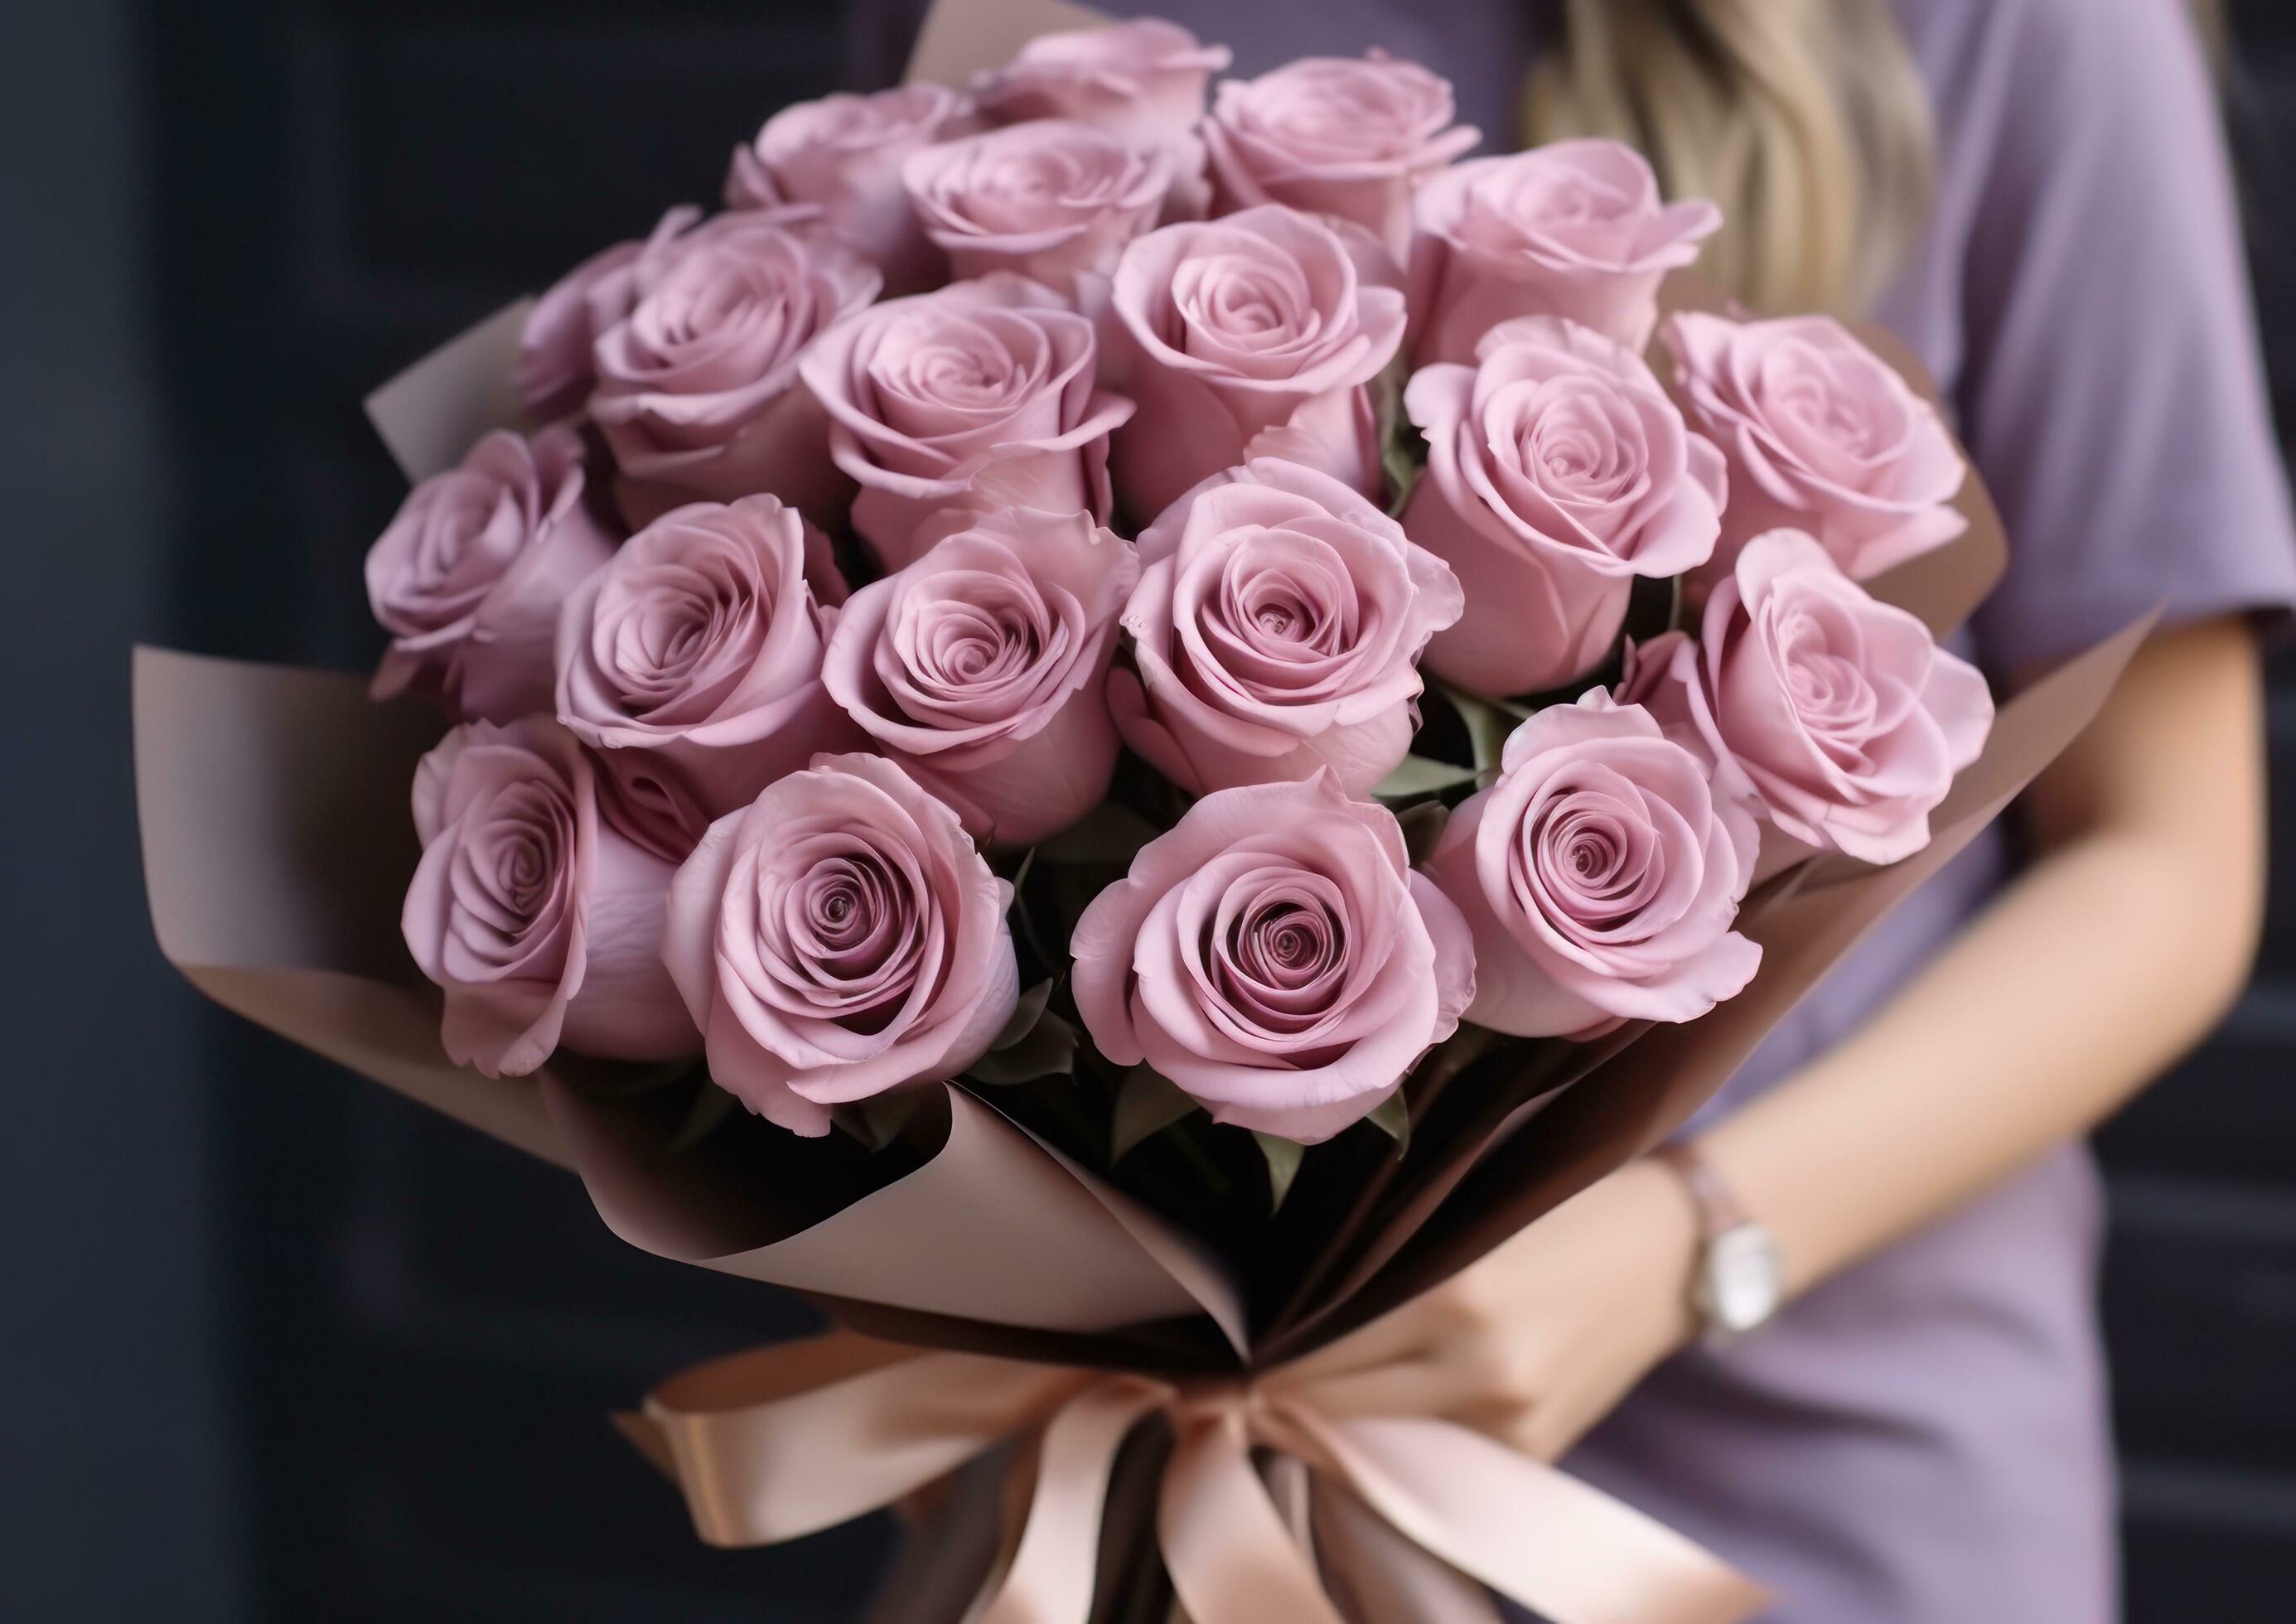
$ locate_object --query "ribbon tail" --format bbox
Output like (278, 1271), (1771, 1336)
(975, 1380), (1167, 1624)
(1303, 1414), (1770, 1624)
(1158, 1412), (1350, 1624)
(1311, 1480), (1506, 1624)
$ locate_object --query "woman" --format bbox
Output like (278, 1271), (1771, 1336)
(879, 0), (2294, 1617)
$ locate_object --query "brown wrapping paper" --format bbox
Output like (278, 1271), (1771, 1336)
(363, 297), (535, 483)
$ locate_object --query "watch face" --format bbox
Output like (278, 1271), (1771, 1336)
(1706, 1224), (1785, 1334)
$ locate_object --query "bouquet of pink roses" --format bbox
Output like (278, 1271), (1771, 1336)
(135, 1), (2146, 1618)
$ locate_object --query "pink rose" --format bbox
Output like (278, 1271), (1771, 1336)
(901, 118), (1169, 299)
(1425, 694), (1760, 1040)
(723, 84), (971, 295)
(1109, 458), (1462, 795)
(590, 213), (881, 523)
(1409, 139), (1721, 363)
(402, 717), (698, 1078)
(1620, 530), (1993, 863)
(971, 17), (1230, 188)
(515, 206), (702, 423)
(365, 426), (616, 723)
(554, 496), (854, 853)
(1665, 311), (1969, 579)
(822, 507), (1138, 847)
(1399, 316), (1726, 698)
(661, 753), (1019, 1137)
(1102, 205), (1408, 520)
(1071, 772), (1475, 1143)
(798, 273), (1135, 571)
(1204, 52), (1478, 261)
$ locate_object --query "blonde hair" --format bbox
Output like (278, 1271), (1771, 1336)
(1523, 0), (1937, 316)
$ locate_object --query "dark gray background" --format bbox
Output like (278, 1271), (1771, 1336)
(3, 1), (2292, 1617)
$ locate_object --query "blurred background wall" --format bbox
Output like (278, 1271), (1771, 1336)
(3, 0), (2293, 1618)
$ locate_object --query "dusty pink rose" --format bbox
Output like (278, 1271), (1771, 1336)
(589, 213), (880, 522)
(515, 206), (702, 423)
(661, 753), (1019, 1137)
(723, 84), (971, 294)
(1665, 311), (1969, 579)
(1426, 694), (1760, 1039)
(902, 118), (1169, 298)
(403, 717), (698, 1078)
(1071, 771), (1474, 1143)
(1110, 458), (1462, 795)
(554, 496), (854, 853)
(1409, 139), (1721, 363)
(1203, 52), (1478, 261)
(798, 273), (1135, 570)
(1620, 530), (1993, 864)
(1399, 316), (1726, 698)
(971, 17), (1230, 196)
(365, 426), (616, 723)
(822, 507), (1138, 847)
(1102, 205), (1407, 520)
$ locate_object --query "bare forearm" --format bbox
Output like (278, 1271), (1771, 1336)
(1699, 621), (2267, 1298)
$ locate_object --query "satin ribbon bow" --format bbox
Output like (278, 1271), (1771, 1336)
(616, 1330), (1766, 1624)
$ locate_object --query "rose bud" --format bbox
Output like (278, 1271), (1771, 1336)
(1102, 205), (1408, 521)
(554, 495), (854, 855)
(1110, 458), (1462, 795)
(1408, 138), (1721, 364)
(797, 272), (1135, 571)
(1665, 310), (1969, 580)
(365, 426), (616, 723)
(1071, 771), (1475, 1143)
(970, 17), (1230, 202)
(514, 205), (702, 423)
(1203, 52), (1478, 262)
(402, 717), (698, 1078)
(1425, 693), (1761, 1040)
(822, 507), (1138, 847)
(1399, 316), (1726, 698)
(901, 118), (1170, 301)
(1620, 530), (1993, 864)
(662, 754), (1019, 1137)
(589, 213), (881, 524)
(723, 84), (972, 295)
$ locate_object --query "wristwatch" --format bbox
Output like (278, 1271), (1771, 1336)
(1651, 1140), (1785, 1339)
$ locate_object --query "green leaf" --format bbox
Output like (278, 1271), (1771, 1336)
(1111, 1066), (1198, 1160)
(965, 1008), (1080, 1085)
(833, 1091), (925, 1153)
(1253, 1132), (1307, 1212)
(993, 979), (1056, 1051)
(669, 1080), (738, 1153)
(1395, 800), (1451, 868)
(1003, 844), (1037, 896)
(1372, 754), (1481, 802)
(1037, 802), (1163, 867)
(1365, 1090), (1411, 1158)
(1438, 683), (1528, 776)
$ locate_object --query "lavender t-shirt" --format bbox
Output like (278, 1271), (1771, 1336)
(863, 1), (2296, 1616)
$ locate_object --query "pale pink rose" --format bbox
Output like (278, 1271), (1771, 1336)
(1409, 139), (1721, 363)
(1665, 311), (1969, 579)
(590, 213), (881, 523)
(1399, 316), (1726, 698)
(515, 205), (702, 423)
(554, 496), (855, 854)
(798, 273), (1135, 570)
(1070, 771), (1475, 1143)
(1203, 52), (1478, 262)
(1102, 205), (1408, 520)
(661, 753), (1019, 1137)
(402, 717), (698, 1078)
(822, 507), (1138, 847)
(971, 17), (1230, 198)
(1110, 458), (1462, 795)
(1621, 530), (1993, 864)
(1425, 693), (1760, 1039)
(902, 118), (1169, 299)
(723, 84), (971, 295)
(365, 426), (616, 723)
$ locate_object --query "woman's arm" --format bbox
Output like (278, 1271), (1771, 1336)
(1291, 617), (2271, 1459)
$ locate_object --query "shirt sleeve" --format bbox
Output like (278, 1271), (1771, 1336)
(1950, 0), (2296, 669)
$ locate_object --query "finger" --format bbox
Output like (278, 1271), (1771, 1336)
(1280, 1354), (1477, 1422)
(1279, 1293), (1451, 1384)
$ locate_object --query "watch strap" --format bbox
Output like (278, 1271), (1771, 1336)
(1651, 1139), (1748, 1238)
